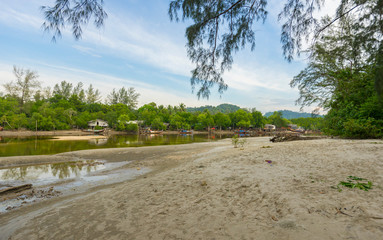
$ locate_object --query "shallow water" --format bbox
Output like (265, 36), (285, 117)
(0, 160), (107, 185)
(0, 160), (149, 213)
(0, 134), (230, 157)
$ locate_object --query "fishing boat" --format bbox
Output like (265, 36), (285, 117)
(179, 129), (193, 134)
(143, 129), (163, 134)
(234, 129), (250, 137)
(82, 129), (104, 134)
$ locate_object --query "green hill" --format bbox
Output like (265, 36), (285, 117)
(186, 103), (240, 114)
(264, 110), (322, 119)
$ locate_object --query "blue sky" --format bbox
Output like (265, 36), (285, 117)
(0, 0), (338, 113)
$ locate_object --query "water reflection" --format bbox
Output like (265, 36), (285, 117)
(0, 160), (105, 181)
(0, 134), (233, 157)
(88, 138), (108, 146)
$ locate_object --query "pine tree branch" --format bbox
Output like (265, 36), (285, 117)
(314, 4), (361, 39)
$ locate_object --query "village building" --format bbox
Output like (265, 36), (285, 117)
(264, 124), (276, 130)
(288, 124), (298, 129)
(87, 119), (108, 129)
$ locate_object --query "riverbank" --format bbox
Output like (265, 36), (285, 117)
(1, 137), (383, 239)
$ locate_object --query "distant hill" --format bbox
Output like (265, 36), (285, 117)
(264, 110), (323, 119)
(186, 103), (241, 114)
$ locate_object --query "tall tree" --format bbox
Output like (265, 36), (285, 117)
(268, 111), (288, 128)
(106, 87), (140, 109)
(85, 84), (102, 104)
(251, 109), (265, 128)
(53, 81), (73, 99)
(72, 82), (86, 102)
(290, 14), (374, 110)
(3, 66), (41, 106)
(214, 112), (231, 130)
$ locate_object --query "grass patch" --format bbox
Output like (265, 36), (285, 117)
(333, 176), (373, 192)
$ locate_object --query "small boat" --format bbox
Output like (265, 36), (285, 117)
(143, 129), (163, 134)
(234, 129), (250, 137)
(82, 129), (104, 134)
(234, 129), (250, 134)
(179, 130), (193, 134)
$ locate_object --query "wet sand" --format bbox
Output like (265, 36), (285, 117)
(1, 137), (383, 239)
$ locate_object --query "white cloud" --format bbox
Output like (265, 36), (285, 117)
(0, 7), (42, 30)
(75, 13), (193, 77)
(72, 45), (102, 58)
(223, 63), (295, 92)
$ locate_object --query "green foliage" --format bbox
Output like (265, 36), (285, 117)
(0, 76), (299, 133)
(0, 97), (19, 121)
(214, 112), (231, 130)
(342, 118), (381, 139)
(232, 109), (251, 128)
(53, 81), (73, 99)
(126, 123), (138, 132)
(170, 112), (191, 130)
(10, 113), (28, 130)
(237, 120), (250, 128)
(197, 112), (215, 129)
(322, 68), (383, 138)
(290, 117), (324, 130)
(267, 111), (289, 128)
(116, 114), (130, 131)
(335, 176), (373, 192)
(231, 135), (247, 149)
(232, 135), (239, 148)
(106, 87), (140, 109)
(251, 110), (266, 128)
(138, 103), (157, 126)
(292, 13), (383, 138)
(151, 117), (166, 130)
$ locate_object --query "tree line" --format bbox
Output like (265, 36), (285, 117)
(1, 66), (324, 132)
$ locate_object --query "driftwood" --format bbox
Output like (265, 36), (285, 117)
(270, 133), (302, 142)
(270, 133), (324, 142)
(0, 184), (32, 196)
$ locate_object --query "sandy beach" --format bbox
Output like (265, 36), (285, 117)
(1, 136), (383, 240)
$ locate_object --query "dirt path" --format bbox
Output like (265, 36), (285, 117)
(1, 137), (383, 240)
